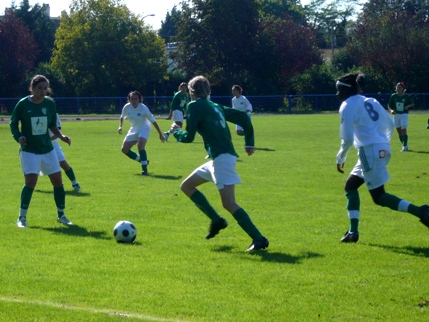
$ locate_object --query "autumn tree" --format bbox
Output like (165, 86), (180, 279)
(51, 0), (167, 96)
(0, 12), (39, 97)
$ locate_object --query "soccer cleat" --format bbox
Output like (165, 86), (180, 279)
(72, 183), (81, 191)
(419, 205), (429, 228)
(141, 171), (149, 176)
(340, 231), (359, 243)
(401, 146), (408, 152)
(17, 216), (27, 228)
(57, 215), (73, 226)
(206, 217), (228, 239)
(247, 237), (269, 251)
(163, 132), (170, 142)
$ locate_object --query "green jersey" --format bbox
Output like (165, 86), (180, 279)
(10, 96), (57, 154)
(388, 93), (413, 114)
(170, 91), (188, 111)
(174, 98), (255, 159)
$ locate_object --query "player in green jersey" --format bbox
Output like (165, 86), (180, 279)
(10, 75), (73, 228)
(172, 75), (269, 251)
(387, 82), (414, 151)
(164, 82), (188, 141)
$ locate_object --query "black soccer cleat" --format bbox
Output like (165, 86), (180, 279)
(246, 237), (269, 251)
(340, 231), (359, 243)
(419, 205), (429, 228)
(206, 217), (228, 239)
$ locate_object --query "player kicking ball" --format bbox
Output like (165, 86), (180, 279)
(335, 72), (429, 243)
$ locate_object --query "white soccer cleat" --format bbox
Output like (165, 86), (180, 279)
(57, 215), (73, 226)
(17, 216), (27, 228)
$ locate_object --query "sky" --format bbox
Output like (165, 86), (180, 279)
(0, 0), (180, 30)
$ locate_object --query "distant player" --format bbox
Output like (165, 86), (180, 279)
(172, 75), (269, 251)
(231, 85), (253, 136)
(118, 91), (165, 175)
(164, 82), (188, 141)
(387, 82), (414, 151)
(335, 72), (429, 242)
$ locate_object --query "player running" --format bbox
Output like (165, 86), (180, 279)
(335, 72), (429, 242)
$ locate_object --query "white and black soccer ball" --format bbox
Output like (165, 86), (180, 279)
(113, 221), (137, 243)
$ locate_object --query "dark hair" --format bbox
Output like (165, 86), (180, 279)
(29, 75), (52, 94)
(178, 82), (187, 90)
(336, 72), (365, 97)
(127, 91), (143, 103)
(188, 76), (210, 99)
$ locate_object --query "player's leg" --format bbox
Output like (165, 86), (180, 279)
(137, 136), (149, 175)
(401, 115), (409, 150)
(121, 139), (140, 162)
(60, 160), (80, 190)
(341, 174), (365, 242)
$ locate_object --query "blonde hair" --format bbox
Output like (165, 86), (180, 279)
(188, 76), (210, 99)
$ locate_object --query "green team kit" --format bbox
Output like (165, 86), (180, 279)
(174, 98), (254, 158)
(10, 96), (57, 154)
(171, 91), (188, 112)
(388, 93), (414, 114)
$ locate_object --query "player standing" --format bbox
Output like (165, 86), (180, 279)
(387, 82), (414, 151)
(164, 82), (188, 141)
(335, 72), (428, 242)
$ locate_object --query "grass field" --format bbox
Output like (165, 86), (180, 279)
(1, 113), (429, 321)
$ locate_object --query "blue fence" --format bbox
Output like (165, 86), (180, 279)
(1, 93), (428, 115)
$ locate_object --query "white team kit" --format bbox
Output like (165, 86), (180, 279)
(336, 94), (394, 189)
(232, 95), (252, 131)
(121, 103), (156, 141)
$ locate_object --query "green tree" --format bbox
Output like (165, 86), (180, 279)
(345, 0), (429, 92)
(0, 12), (39, 97)
(13, 0), (56, 64)
(159, 5), (180, 43)
(51, 0), (167, 96)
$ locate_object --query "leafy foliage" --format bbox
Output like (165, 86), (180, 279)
(158, 5), (181, 43)
(51, 0), (167, 96)
(0, 12), (39, 97)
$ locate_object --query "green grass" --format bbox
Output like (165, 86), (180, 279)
(1, 113), (429, 321)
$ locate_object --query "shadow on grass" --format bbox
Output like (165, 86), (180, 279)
(133, 174), (183, 180)
(367, 243), (429, 257)
(212, 245), (323, 264)
(255, 147), (276, 152)
(409, 150), (429, 154)
(32, 224), (110, 240)
(34, 189), (91, 197)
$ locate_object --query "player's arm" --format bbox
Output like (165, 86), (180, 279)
(9, 103), (23, 143)
(173, 104), (197, 143)
(223, 106), (255, 148)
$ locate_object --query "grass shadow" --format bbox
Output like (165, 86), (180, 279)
(409, 150), (429, 154)
(367, 243), (429, 257)
(34, 189), (91, 197)
(33, 224), (111, 240)
(133, 174), (183, 180)
(255, 147), (276, 152)
(211, 245), (323, 264)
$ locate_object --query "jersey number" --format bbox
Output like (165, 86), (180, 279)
(364, 101), (379, 121)
(214, 107), (226, 128)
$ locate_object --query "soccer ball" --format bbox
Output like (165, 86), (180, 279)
(113, 221), (137, 243)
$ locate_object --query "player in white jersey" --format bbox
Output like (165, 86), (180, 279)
(43, 114), (81, 191)
(118, 91), (165, 175)
(335, 72), (429, 243)
(231, 85), (252, 136)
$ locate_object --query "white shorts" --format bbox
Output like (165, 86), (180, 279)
(124, 126), (151, 142)
(393, 113), (408, 129)
(52, 140), (66, 162)
(172, 110), (184, 123)
(192, 153), (241, 190)
(235, 113), (251, 131)
(350, 143), (391, 190)
(21, 149), (61, 176)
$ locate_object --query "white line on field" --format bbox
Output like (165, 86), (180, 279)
(0, 296), (188, 322)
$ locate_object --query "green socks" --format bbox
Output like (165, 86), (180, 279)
(190, 190), (221, 222)
(53, 185), (66, 216)
(139, 149), (148, 172)
(232, 208), (263, 240)
(125, 150), (139, 161)
(65, 167), (76, 182)
(346, 190), (360, 232)
(20, 185), (34, 211)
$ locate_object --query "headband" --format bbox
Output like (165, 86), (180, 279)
(336, 80), (352, 88)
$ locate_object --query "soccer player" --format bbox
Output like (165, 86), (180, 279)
(231, 85), (253, 136)
(43, 113), (81, 191)
(118, 91), (165, 175)
(335, 72), (429, 242)
(387, 82), (414, 151)
(10, 75), (73, 228)
(163, 82), (188, 141)
(172, 75), (269, 251)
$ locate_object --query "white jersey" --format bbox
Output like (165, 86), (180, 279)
(121, 103), (155, 133)
(232, 95), (252, 113)
(337, 94), (393, 164)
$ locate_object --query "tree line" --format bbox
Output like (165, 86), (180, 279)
(1, 0), (428, 99)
